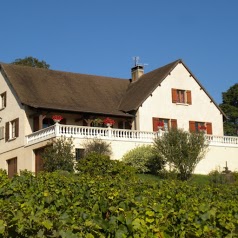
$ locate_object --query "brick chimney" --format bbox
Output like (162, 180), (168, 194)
(131, 65), (144, 82)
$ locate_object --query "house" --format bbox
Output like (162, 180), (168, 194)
(0, 59), (237, 177)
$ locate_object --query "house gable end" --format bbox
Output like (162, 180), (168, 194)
(118, 59), (181, 112)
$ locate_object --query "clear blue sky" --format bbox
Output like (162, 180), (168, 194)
(1, 0), (237, 104)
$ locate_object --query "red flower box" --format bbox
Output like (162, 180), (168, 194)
(157, 121), (164, 127)
(52, 115), (63, 122)
(199, 125), (207, 131)
(103, 117), (115, 125)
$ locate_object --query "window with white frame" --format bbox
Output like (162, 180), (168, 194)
(0, 92), (6, 110)
(5, 118), (19, 141)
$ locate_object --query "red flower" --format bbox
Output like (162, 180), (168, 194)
(103, 117), (115, 125)
(199, 125), (207, 130)
(52, 115), (63, 121)
(157, 121), (164, 127)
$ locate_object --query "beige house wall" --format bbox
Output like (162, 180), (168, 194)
(0, 73), (27, 155)
(0, 131), (237, 175)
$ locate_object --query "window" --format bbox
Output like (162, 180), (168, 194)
(189, 121), (212, 134)
(0, 92), (6, 110)
(7, 157), (17, 178)
(75, 148), (85, 161)
(172, 88), (192, 104)
(5, 118), (19, 141)
(0, 126), (4, 140)
(152, 117), (177, 131)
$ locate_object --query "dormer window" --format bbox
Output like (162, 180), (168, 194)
(172, 89), (192, 105)
(0, 92), (6, 110)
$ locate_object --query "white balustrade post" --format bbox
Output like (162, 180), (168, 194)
(108, 127), (112, 138)
(55, 123), (60, 136)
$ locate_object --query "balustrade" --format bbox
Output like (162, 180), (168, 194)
(25, 124), (238, 147)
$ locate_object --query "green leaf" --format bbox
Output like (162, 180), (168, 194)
(42, 220), (53, 230)
(0, 220), (5, 234)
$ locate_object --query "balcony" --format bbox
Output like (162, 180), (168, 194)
(25, 124), (158, 146)
(25, 124), (238, 147)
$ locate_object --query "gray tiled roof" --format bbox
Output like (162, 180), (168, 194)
(0, 59), (226, 118)
(0, 63), (130, 116)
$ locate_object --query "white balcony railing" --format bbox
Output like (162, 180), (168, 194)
(25, 124), (238, 147)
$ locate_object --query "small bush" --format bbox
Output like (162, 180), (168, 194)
(208, 169), (237, 184)
(122, 145), (164, 175)
(76, 152), (135, 178)
(83, 139), (112, 157)
(42, 136), (75, 172)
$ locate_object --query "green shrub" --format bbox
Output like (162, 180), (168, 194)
(208, 169), (237, 184)
(83, 138), (112, 157)
(154, 128), (208, 181)
(42, 136), (75, 172)
(122, 145), (164, 174)
(76, 152), (135, 178)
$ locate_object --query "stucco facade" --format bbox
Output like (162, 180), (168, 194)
(137, 63), (224, 135)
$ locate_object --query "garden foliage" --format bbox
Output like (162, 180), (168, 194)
(0, 170), (238, 237)
(154, 128), (208, 180)
(75, 152), (135, 178)
(122, 145), (164, 174)
(83, 139), (112, 157)
(42, 137), (75, 172)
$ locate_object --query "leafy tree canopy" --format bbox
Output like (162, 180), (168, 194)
(153, 128), (208, 181)
(219, 83), (238, 136)
(11, 56), (50, 69)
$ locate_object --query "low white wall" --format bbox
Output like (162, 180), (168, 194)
(1, 137), (237, 175)
(77, 138), (238, 175)
(195, 145), (238, 174)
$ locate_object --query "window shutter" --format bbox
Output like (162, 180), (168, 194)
(189, 121), (196, 132)
(186, 90), (192, 104)
(3, 92), (6, 107)
(35, 148), (45, 174)
(206, 122), (213, 135)
(171, 119), (177, 129)
(15, 118), (19, 137)
(171, 89), (177, 103)
(5, 122), (9, 141)
(7, 158), (17, 178)
(152, 117), (159, 131)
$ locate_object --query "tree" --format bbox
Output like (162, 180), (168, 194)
(219, 83), (238, 136)
(153, 128), (208, 181)
(11, 56), (50, 69)
(42, 137), (75, 172)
